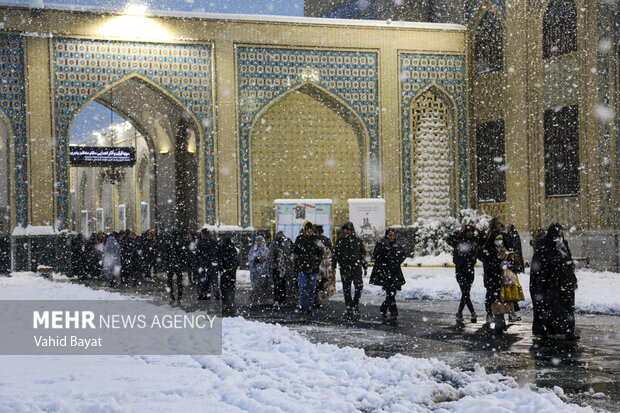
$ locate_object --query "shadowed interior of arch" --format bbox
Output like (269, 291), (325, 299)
(68, 76), (201, 234)
(250, 84), (367, 229)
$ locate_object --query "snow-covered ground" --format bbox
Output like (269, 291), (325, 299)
(0, 272), (598, 412)
(239, 253), (620, 316)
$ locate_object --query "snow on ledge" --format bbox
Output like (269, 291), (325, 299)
(0, 2), (467, 32)
(12, 225), (55, 236)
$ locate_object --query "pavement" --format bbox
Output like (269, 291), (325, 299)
(65, 274), (620, 412)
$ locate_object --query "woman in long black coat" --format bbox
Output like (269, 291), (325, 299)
(218, 236), (239, 316)
(530, 223), (579, 340)
(370, 229), (406, 321)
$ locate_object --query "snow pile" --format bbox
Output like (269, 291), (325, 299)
(0, 273), (594, 412)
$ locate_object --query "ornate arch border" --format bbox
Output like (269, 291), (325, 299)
(408, 84), (458, 220)
(0, 33), (27, 228)
(247, 81), (370, 227)
(465, 0), (506, 25)
(236, 45), (380, 227)
(468, 0), (507, 76)
(399, 52), (467, 225)
(52, 36), (215, 230)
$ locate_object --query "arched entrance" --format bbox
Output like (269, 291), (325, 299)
(68, 76), (201, 234)
(410, 86), (456, 220)
(250, 83), (368, 228)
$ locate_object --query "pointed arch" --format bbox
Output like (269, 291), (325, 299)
(469, 1), (505, 76)
(542, 0), (577, 58)
(248, 81), (370, 228)
(0, 109), (14, 234)
(67, 73), (202, 154)
(474, 10), (504, 74)
(409, 83), (458, 219)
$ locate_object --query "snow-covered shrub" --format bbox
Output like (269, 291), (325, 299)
(411, 209), (491, 256)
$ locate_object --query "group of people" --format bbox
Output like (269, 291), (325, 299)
(72, 218), (579, 337)
(248, 220), (409, 323)
(248, 222), (339, 317)
(71, 228), (239, 316)
(448, 219), (579, 340)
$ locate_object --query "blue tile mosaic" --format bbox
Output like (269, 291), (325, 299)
(400, 53), (468, 225)
(0, 34), (27, 227)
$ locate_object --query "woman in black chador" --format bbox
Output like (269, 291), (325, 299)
(530, 223), (579, 340)
(447, 225), (479, 323)
(370, 229), (407, 322)
(218, 236), (239, 316)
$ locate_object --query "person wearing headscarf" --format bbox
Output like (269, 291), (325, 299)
(479, 218), (506, 324)
(218, 236), (239, 316)
(446, 225), (479, 323)
(530, 223), (579, 340)
(291, 221), (324, 316)
(267, 231), (294, 308)
(332, 222), (367, 320)
(369, 229), (406, 322)
(248, 235), (271, 305)
(314, 224), (335, 307)
(197, 228), (220, 300)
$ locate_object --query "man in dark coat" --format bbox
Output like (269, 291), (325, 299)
(332, 222), (367, 319)
(218, 236), (239, 316)
(197, 228), (220, 300)
(370, 229), (406, 322)
(291, 221), (324, 316)
(446, 225), (479, 323)
(530, 223), (579, 340)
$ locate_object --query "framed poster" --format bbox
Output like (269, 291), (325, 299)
(348, 198), (385, 255)
(274, 199), (332, 242)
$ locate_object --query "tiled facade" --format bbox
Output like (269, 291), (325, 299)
(0, 34), (27, 226)
(52, 38), (215, 229)
(400, 53), (467, 225)
(236, 46), (380, 227)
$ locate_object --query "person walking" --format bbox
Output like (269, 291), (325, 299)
(369, 229), (407, 322)
(248, 235), (270, 305)
(197, 228), (220, 300)
(446, 225), (479, 323)
(314, 224), (335, 308)
(530, 223), (579, 340)
(267, 231), (291, 308)
(291, 221), (324, 316)
(218, 236), (239, 316)
(332, 222), (367, 320)
(505, 224), (524, 322)
(479, 218), (506, 324)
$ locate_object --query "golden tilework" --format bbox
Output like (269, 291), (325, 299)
(251, 87), (363, 228)
(237, 46), (379, 227)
